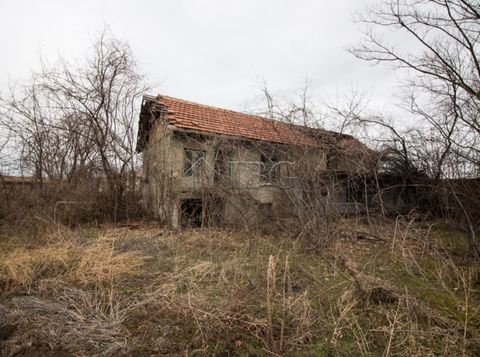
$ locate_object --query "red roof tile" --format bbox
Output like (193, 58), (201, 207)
(153, 95), (321, 146)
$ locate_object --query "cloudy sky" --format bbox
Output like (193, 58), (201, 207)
(0, 0), (404, 115)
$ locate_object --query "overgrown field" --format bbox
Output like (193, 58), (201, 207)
(0, 218), (479, 356)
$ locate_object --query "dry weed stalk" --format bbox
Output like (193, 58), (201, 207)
(329, 289), (358, 347)
(266, 254), (277, 350)
(264, 254), (313, 354)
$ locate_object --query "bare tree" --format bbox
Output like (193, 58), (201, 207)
(351, 0), (480, 258)
(351, 0), (480, 174)
(0, 29), (148, 222)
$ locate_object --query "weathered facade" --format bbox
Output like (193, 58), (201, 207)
(137, 94), (372, 228)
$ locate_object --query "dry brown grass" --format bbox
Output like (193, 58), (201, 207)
(0, 233), (145, 294)
(0, 219), (479, 356)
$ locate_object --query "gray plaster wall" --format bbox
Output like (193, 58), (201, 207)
(142, 119), (333, 228)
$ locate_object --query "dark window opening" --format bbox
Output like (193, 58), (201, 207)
(184, 148), (206, 177)
(180, 198), (203, 227)
(260, 154), (280, 183)
(345, 178), (372, 205)
(326, 150), (337, 170)
(214, 149), (234, 183)
(346, 182), (363, 203)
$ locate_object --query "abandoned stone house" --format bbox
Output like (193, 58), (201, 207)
(136, 94), (373, 228)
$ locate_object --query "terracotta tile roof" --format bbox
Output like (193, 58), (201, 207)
(136, 94), (366, 154)
(152, 95), (328, 146)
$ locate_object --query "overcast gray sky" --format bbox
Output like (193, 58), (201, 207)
(0, 0), (403, 115)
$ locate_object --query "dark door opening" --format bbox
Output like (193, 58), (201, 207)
(180, 198), (203, 227)
(179, 196), (225, 228)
